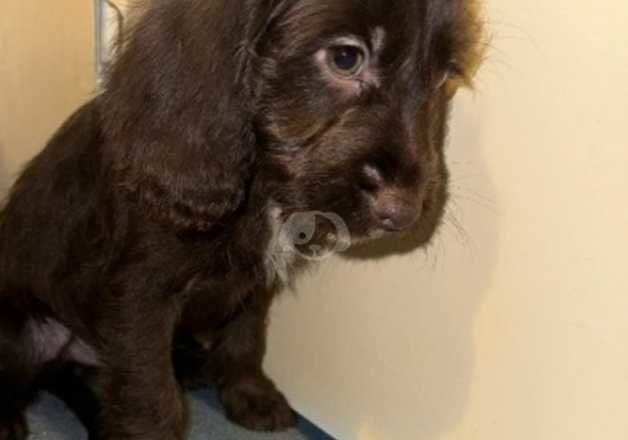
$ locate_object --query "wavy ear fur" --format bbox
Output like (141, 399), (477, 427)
(100, 0), (283, 231)
(432, 0), (486, 94)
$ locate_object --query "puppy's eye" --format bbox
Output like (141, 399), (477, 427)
(328, 45), (365, 77)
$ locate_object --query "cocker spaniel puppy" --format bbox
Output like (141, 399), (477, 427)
(0, 0), (483, 438)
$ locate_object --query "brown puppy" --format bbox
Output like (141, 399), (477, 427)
(0, 0), (483, 438)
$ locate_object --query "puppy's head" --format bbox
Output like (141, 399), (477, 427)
(253, 0), (484, 243)
(103, 0), (482, 241)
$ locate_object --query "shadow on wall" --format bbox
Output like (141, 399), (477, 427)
(0, 146), (10, 196)
(267, 88), (499, 440)
(358, 94), (498, 440)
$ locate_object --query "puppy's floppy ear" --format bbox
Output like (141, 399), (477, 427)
(101, 0), (285, 231)
(429, 0), (486, 95)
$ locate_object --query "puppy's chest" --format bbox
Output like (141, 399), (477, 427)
(180, 272), (258, 329)
(263, 206), (308, 287)
(179, 208), (302, 325)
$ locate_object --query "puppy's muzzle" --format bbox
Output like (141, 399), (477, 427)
(373, 193), (420, 232)
(362, 163), (422, 232)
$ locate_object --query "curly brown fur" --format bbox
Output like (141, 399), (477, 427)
(0, 0), (483, 438)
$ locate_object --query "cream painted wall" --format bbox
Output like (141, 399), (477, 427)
(0, 1), (95, 189)
(266, 1), (628, 440)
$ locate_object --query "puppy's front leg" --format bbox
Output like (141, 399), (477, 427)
(93, 297), (186, 440)
(213, 297), (296, 432)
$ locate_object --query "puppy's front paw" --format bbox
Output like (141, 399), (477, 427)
(220, 376), (296, 432)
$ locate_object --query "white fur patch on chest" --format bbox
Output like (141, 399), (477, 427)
(265, 205), (298, 287)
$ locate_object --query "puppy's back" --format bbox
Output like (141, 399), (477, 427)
(0, 100), (112, 305)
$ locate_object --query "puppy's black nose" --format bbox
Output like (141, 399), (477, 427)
(374, 194), (420, 232)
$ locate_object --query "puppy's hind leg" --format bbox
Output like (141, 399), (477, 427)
(0, 306), (40, 440)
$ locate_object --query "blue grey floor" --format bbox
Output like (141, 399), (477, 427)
(27, 390), (334, 440)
